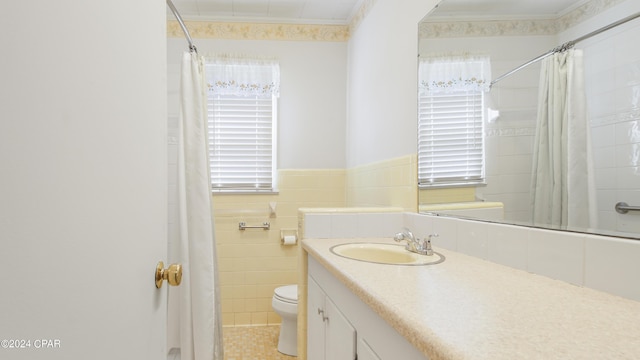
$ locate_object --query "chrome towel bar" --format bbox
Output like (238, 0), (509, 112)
(239, 222), (270, 230)
(615, 202), (640, 214)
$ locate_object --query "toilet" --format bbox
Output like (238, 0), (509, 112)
(272, 284), (298, 356)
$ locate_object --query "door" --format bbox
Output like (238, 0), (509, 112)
(358, 338), (382, 360)
(307, 277), (326, 360)
(0, 1), (168, 359)
(325, 297), (356, 360)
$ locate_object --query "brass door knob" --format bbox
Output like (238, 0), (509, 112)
(155, 261), (183, 288)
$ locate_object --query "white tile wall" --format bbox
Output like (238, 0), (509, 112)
(303, 211), (403, 239)
(582, 1), (640, 235)
(330, 213), (360, 238)
(304, 213), (333, 238)
(584, 235), (640, 301)
(456, 219), (489, 259)
(357, 213), (404, 238)
(527, 228), (585, 286)
(426, 215), (458, 251)
(487, 223), (528, 271)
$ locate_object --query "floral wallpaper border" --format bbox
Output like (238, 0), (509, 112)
(420, 0), (626, 38)
(167, 0), (377, 42)
(420, 19), (558, 38)
(167, 21), (349, 42)
(557, 0), (626, 31)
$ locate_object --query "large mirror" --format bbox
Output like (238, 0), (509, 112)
(418, 0), (640, 239)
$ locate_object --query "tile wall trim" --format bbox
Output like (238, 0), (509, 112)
(299, 208), (405, 239)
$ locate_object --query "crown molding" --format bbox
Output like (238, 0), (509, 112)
(556, 0), (626, 31)
(348, 0), (377, 35)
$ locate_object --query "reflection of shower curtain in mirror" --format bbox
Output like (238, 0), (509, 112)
(178, 51), (224, 360)
(531, 49), (597, 229)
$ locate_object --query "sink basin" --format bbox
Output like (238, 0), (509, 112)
(330, 243), (445, 265)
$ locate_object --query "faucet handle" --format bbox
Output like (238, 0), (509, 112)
(424, 233), (438, 255)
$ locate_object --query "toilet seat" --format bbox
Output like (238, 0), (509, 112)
(274, 285), (297, 304)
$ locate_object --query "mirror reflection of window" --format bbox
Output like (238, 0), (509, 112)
(418, 54), (491, 188)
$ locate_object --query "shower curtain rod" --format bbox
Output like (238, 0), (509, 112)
(166, 0), (197, 53)
(491, 11), (640, 87)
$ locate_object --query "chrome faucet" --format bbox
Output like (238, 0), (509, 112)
(393, 228), (438, 256)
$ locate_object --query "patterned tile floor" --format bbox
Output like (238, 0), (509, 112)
(168, 325), (296, 360)
(223, 325), (296, 360)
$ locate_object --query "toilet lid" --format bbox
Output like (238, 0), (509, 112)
(274, 285), (298, 303)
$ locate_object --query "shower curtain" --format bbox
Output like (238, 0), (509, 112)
(530, 49), (597, 229)
(177, 51), (223, 360)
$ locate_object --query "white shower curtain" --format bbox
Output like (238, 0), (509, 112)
(178, 51), (223, 360)
(531, 49), (597, 229)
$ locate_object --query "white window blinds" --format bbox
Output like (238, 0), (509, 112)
(418, 55), (490, 188)
(418, 91), (485, 187)
(207, 94), (276, 191)
(205, 57), (279, 192)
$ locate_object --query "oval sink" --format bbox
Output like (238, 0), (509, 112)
(330, 243), (445, 265)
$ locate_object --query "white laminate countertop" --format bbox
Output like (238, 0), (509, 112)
(302, 237), (640, 360)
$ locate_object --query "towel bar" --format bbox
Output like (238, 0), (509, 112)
(239, 222), (270, 230)
(615, 202), (640, 214)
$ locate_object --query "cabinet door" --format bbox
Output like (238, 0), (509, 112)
(325, 296), (356, 360)
(307, 277), (326, 360)
(358, 337), (382, 360)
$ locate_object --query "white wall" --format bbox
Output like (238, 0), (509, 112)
(167, 38), (348, 169)
(346, 0), (438, 168)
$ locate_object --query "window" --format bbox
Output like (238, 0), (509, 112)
(418, 90), (485, 187)
(418, 55), (491, 188)
(205, 57), (279, 193)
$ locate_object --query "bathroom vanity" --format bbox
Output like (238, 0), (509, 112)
(302, 237), (640, 360)
(307, 256), (427, 360)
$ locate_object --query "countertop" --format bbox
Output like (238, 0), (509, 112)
(302, 237), (640, 360)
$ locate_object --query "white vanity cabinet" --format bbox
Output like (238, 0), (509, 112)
(307, 276), (356, 360)
(357, 338), (383, 360)
(307, 256), (429, 360)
